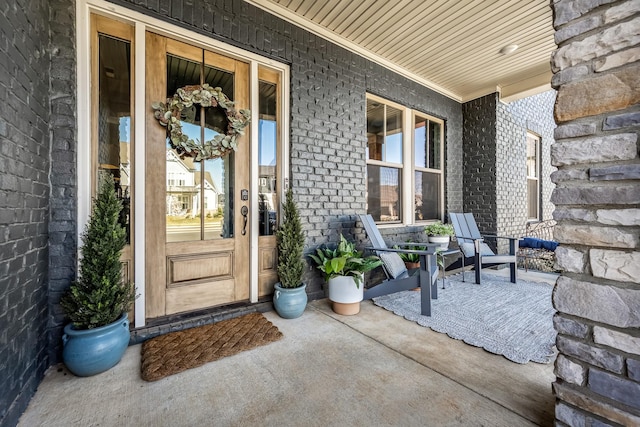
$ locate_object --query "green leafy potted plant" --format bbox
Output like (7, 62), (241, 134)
(273, 187), (307, 319)
(309, 234), (382, 315)
(393, 241), (428, 269)
(424, 221), (454, 249)
(61, 173), (137, 377)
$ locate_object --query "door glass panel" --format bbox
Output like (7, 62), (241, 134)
(165, 55), (237, 242)
(258, 80), (277, 236)
(98, 34), (131, 242)
(203, 65), (234, 239)
(166, 54), (202, 242)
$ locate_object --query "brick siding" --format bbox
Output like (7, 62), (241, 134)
(462, 91), (556, 248)
(462, 94), (498, 234)
(47, 0), (77, 366)
(0, 1), (51, 425)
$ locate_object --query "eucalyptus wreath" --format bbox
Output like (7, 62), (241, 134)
(152, 84), (251, 161)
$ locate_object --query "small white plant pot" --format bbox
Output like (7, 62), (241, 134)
(428, 235), (450, 249)
(328, 274), (364, 315)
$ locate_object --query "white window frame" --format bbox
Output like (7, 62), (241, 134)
(526, 132), (540, 221)
(366, 94), (406, 224)
(77, 0), (290, 327)
(366, 93), (445, 226)
(412, 111), (445, 224)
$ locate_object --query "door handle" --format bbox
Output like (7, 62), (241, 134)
(241, 206), (248, 235)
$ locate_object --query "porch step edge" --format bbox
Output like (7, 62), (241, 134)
(129, 302), (274, 345)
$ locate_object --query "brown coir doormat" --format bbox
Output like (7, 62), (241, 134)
(141, 312), (283, 382)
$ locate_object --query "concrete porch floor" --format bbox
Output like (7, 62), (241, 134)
(19, 270), (558, 427)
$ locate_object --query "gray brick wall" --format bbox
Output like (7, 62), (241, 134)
(47, 0), (77, 365)
(0, 1), (51, 425)
(462, 91), (556, 247)
(503, 90), (557, 224)
(496, 99), (527, 241)
(462, 93), (498, 233)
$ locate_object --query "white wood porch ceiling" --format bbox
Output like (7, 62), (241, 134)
(245, 0), (556, 102)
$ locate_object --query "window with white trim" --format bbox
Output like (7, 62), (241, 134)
(413, 114), (443, 222)
(366, 99), (403, 223)
(526, 132), (540, 221)
(366, 95), (444, 224)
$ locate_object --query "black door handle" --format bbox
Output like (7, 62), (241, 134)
(241, 206), (248, 235)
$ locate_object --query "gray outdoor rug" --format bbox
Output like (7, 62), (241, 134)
(373, 272), (557, 364)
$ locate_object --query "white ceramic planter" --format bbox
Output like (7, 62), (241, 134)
(327, 274), (364, 315)
(428, 235), (450, 249)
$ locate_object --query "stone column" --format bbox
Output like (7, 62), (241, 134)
(550, 0), (640, 425)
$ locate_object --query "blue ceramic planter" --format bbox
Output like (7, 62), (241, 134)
(62, 313), (130, 377)
(273, 283), (307, 319)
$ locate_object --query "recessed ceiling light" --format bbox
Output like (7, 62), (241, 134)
(500, 44), (519, 55)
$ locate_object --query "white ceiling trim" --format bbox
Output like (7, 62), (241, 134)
(499, 71), (553, 103)
(244, 0), (462, 102)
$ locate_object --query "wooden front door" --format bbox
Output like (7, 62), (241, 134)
(145, 33), (250, 318)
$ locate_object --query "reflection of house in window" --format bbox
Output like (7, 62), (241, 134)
(379, 171), (400, 221)
(258, 165), (277, 210)
(165, 150), (221, 218)
(178, 195), (189, 210)
(258, 164), (277, 236)
(118, 141), (131, 188)
(194, 172), (220, 217)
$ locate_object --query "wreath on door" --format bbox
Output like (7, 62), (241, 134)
(152, 84), (251, 161)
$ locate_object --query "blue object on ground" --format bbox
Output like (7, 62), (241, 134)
(520, 237), (558, 251)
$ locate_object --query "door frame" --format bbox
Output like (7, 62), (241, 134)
(76, 0), (290, 327)
(145, 34), (251, 317)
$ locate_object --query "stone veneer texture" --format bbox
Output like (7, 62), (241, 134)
(550, 0), (640, 425)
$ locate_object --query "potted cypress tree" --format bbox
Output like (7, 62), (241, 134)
(273, 187), (307, 319)
(60, 173), (137, 376)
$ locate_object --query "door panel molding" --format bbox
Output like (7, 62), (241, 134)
(166, 280), (236, 314)
(168, 252), (234, 285)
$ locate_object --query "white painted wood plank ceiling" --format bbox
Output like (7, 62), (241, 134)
(245, 0), (556, 102)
